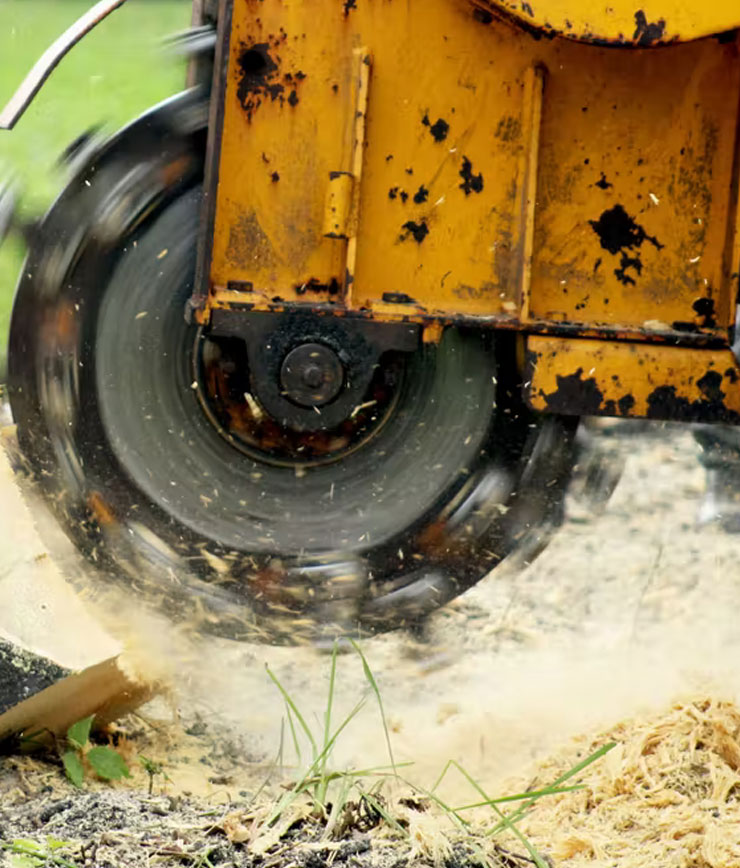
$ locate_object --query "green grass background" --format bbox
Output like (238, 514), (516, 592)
(0, 0), (191, 373)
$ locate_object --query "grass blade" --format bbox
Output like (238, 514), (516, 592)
(486, 803), (550, 868)
(302, 761), (414, 789)
(312, 696), (367, 781)
(431, 758), (457, 794)
(426, 759), (550, 868)
(316, 642), (339, 804)
(453, 783), (584, 811)
(263, 696), (367, 827)
(284, 705), (302, 765)
(323, 641), (338, 755)
(265, 664), (317, 760)
(322, 772), (354, 840)
(360, 790), (409, 838)
(251, 719), (288, 807)
(487, 741), (616, 836)
(350, 640), (396, 774)
(395, 774), (469, 830)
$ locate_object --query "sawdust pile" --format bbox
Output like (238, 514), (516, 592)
(514, 697), (740, 867)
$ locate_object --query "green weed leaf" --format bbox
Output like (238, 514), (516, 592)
(87, 746), (130, 781)
(10, 841), (43, 855)
(62, 751), (84, 788)
(1, 838), (82, 868)
(45, 837), (71, 852)
(66, 716), (94, 751)
(8, 854), (39, 868)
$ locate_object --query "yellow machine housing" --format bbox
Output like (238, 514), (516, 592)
(191, 0), (740, 424)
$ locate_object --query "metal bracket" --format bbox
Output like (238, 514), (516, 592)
(209, 309), (420, 431)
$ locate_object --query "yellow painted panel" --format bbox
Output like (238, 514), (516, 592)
(210, 0), (354, 297)
(526, 335), (740, 422)
(478, 0), (740, 44)
(529, 36), (740, 336)
(208, 0), (740, 341)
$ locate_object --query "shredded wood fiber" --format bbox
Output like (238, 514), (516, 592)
(512, 697), (740, 867)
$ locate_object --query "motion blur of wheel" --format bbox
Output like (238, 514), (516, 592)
(7, 92), (578, 643)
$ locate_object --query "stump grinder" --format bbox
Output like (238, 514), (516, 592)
(3, 0), (740, 642)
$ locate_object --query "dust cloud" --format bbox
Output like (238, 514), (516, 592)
(3, 422), (740, 804)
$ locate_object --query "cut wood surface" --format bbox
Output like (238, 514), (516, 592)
(0, 652), (165, 746)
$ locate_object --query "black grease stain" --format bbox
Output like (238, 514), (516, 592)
(614, 254), (643, 286)
(459, 157), (484, 195)
(589, 204), (663, 286)
(382, 292), (416, 304)
(270, 171), (280, 183)
(400, 191), (409, 203)
(647, 375), (740, 424)
(422, 114), (449, 142)
(540, 369), (605, 416)
(698, 370), (723, 402)
(295, 278), (341, 296)
(521, 2), (535, 17)
(693, 297), (717, 329)
(618, 394), (635, 415)
(595, 173), (612, 190)
(594, 258), (602, 274)
(539, 367), (737, 423)
(400, 220), (429, 243)
(413, 185), (429, 204)
(236, 44), (282, 119)
(287, 89), (299, 107)
(633, 10), (666, 46)
(473, 7), (494, 24)
(343, 0), (357, 13)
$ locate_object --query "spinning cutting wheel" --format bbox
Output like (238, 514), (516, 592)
(6, 92), (577, 642)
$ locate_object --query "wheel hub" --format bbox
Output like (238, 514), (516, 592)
(208, 309), (420, 432)
(280, 342), (344, 407)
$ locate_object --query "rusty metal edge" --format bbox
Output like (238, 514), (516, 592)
(190, 0), (233, 318)
(204, 292), (732, 349)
